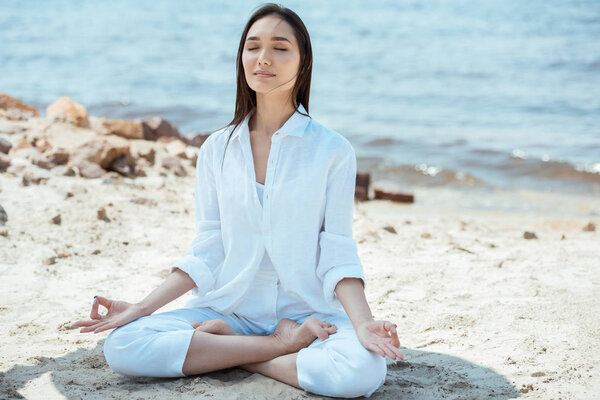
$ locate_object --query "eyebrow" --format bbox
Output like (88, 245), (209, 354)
(246, 36), (291, 43)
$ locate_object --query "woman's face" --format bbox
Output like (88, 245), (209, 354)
(242, 15), (301, 96)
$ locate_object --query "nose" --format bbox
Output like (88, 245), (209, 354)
(258, 49), (271, 66)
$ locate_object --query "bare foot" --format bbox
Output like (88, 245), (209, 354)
(271, 318), (337, 353)
(191, 319), (239, 335)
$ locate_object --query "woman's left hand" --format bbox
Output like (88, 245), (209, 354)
(356, 320), (404, 359)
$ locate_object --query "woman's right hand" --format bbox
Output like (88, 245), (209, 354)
(72, 296), (147, 334)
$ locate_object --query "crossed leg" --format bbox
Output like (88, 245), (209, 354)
(193, 317), (388, 398)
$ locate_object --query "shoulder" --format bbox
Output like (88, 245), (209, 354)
(305, 118), (356, 165)
(201, 125), (231, 151)
(305, 118), (355, 158)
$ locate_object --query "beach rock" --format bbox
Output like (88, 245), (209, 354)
(108, 154), (135, 178)
(74, 137), (132, 169)
(373, 181), (415, 203)
(0, 227), (7, 237)
(137, 148), (156, 164)
(161, 155), (187, 177)
(130, 197), (157, 207)
(22, 172), (48, 186)
(0, 204), (7, 226)
(14, 137), (32, 150)
(183, 132), (210, 148)
(523, 231), (538, 240)
(582, 222), (596, 232)
(383, 225), (397, 234)
(164, 139), (189, 159)
(133, 164), (147, 177)
(76, 160), (106, 179)
(31, 153), (53, 169)
(421, 232), (432, 239)
(0, 137), (12, 154)
(0, 93), (39, 120)
(48, 148), (70, 165)
(42, 256), (57, 265)
(142, 116), (181, 141)
(52, 164), (76, 177)
(103, 118), (144, 140)
(355, 172), (370, 201)
(46, 96), (89, 128)
(33, 137), (52, 153)
(50, 214), (61, 225)
(97, 207), (110, 222)
(0, 153), (10, 172)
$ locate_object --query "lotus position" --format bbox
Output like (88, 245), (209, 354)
(74, 3), (402, 398)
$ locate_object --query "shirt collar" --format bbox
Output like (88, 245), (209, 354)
(231, 103), (311, 141)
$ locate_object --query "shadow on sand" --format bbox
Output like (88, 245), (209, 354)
(1, 341), (518, 399)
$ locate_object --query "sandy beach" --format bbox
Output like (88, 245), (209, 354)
(1, 107), (599, 399)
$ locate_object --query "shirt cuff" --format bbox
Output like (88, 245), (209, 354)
(170, 254), (216, 296)
(322, 264), (366, 305)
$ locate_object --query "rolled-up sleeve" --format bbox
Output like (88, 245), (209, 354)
(169, 137), (224, 296)
(316, 142), (366, 306)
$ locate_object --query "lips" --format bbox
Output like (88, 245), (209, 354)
(255, 71), (275, 77)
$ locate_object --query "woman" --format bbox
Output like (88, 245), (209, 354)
(74, 3), (403, 398)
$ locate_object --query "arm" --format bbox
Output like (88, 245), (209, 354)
(138, 268), (196, 315)
(168, 136), (225, 296)
(334, 277), (374, 330)
(315, 142), (402, 359)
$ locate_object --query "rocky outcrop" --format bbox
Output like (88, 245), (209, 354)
(142, 116), (181, 141)
(0, 93), (39, 120)
(46, 96), (89, 128)
(102, 119), (144, 140)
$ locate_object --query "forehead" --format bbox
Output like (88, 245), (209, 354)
(247, 15), (297, 45)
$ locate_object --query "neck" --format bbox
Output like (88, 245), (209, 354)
(250, 92), (296, 139)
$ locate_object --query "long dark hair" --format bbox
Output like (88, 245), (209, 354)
(219, 3), (313, 172)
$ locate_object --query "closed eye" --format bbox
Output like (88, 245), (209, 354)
(247, 48), (288, 51)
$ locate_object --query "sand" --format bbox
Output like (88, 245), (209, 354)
(1, 117), (599, 399)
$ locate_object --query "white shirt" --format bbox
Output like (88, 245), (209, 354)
(170, 103), (366, 316)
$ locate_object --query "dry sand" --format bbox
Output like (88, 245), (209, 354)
(1, 120), (599, 399)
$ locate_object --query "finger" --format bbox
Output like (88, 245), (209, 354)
(383, 321), (393, 332)
(95, 296), (113, 311)
(371, 343), (387, 358)
(79, 321), (106, 333)
(72, 319), (101, 328)
(390, 325), (400, 347)
(383, 343), (404, 360)
(321, 321), (332, 327)
(379, 343), (396, 359)
(191, 322), (201, 328)
(93, 321), (114, 333)
(390, 346), (404, 360)
(90, 297), (101, 320)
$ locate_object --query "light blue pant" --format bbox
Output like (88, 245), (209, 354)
(103, 307), (387, 398)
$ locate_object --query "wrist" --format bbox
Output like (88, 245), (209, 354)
(352, 314), (375, 330)
(136, 301), (153, 317)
